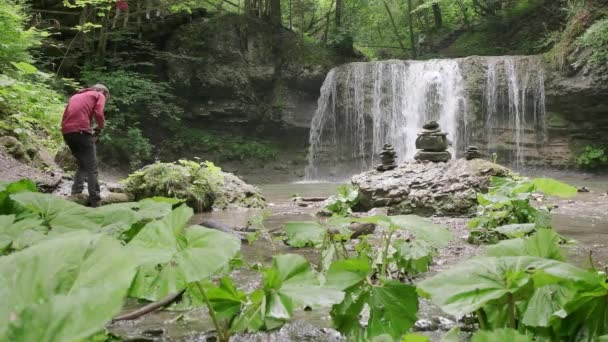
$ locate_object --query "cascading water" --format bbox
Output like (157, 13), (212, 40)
(482, 56), (546, 168)
(305, 56), (547, 180)
(305, 60), (468, 180)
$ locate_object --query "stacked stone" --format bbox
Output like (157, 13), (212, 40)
(465, 146), (482, 160)
(376, 144), (398, 171)
(414, 120), (451, 163)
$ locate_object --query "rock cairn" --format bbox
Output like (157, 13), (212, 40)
(414, 121), (451, 162)
(376, 144), (398, 172)
(464, 146), (482, 160)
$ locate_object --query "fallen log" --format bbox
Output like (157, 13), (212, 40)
(112, 289), (185, 322)
(199, 219), (248, 242)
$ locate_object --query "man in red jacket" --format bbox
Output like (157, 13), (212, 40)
(61, 84), (109, 207)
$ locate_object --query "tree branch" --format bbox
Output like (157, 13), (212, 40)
(112, 289), (186, 322)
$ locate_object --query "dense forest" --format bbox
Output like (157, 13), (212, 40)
(1, 0), (608, 341)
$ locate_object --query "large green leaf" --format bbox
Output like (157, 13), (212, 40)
(388, 215), (452, 248)
(471, 328), (532, 342)
(231, 289), (266, 333)
(367, 280), (418, 339)
(557, 276), (608, 341)
(205, 277), (247, 321)
(393, 239), (436, 275)
(0, 230), (137, 342)
(128, 205), (241, 301)
(0, 179), (37, 215)
(262, 254), (344, 326)
(328, 257), (418, 340)
(284, 221), (327, 247)
(325, 258), (371, 290)
(521, 284), (578, 328)
(10, 192), (98, 231)
(486, 229), (564, 261)
(0, 214), (45, 253)
(418, 257), (598, 317)
(495, 223), (536, 238)
(532, 178), (577, 198)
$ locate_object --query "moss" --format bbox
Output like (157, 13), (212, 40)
(123, 160), (223, 212)
(123, 160), (265, 212)
(546, 112), (568, 128)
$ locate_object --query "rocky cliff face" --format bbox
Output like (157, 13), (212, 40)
(460, 55), (608, 168)
(163, 14), (353, 133)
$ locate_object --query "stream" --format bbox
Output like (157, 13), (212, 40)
(107, 172), (608, 341)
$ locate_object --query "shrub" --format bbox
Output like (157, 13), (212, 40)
(0, 1), (65, 152)
(576, 145), (608, 169)
(80, 69), (184, 169)
(578, 18), (608, 66)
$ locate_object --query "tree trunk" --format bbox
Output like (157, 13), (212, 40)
(406, 0), (417, 58)
(322, 0), (335, 44)
(269, 0), (281, 26)
(432, 2), (442, 28)
(454, 0), (470, 27)
(288, 0), (292, 29)
(382, 0), (407, 52)
(335, 0), (342, 27)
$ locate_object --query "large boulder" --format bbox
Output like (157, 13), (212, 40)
(351, 159), (510, 216)
(123, 161), (265, 212)
(213, 172), (266, 210)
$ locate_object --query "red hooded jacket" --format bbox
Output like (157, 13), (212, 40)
(61, 88), (106, 135)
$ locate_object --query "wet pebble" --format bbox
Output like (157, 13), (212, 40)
(414, 319), (438, 331)
(437, 316), (456, 331)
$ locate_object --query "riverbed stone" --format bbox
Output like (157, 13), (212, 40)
(423, 120), (439, 130)
(415, 134), (448, 151)
(351, 158), (510, 216)
(232, 321), (345, 342)
(414, 151), (452, 162)
(213, 172), (266, 210)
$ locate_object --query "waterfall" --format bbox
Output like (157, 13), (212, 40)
(483, 56), (546, 168)
(305, 56), (547, 180)
(305, 59), (468, 180)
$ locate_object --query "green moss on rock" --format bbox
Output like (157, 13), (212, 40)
(123, 160), (265, 212)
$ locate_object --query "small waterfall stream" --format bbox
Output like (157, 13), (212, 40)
(483, 56), (546, 168)
(305, 56), (547, 180)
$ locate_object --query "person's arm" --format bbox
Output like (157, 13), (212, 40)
(93, 93), (106, 132)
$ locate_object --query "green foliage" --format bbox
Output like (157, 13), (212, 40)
(128, 205), (241, 301)
(80, 68), (184, 169)
(123, 160), (224, 212)
(325, 184), (360, 216)
(284, 221), (327, 247)
(418, 254), (608, 341)
(578, 18), (608, 66)
(0, 230), (137, 342)
(162, 128), (277, 164)
(328, 258), (419, 340)
(577, 145), (608, 169)
(486, 228), (565, 260)
(468, 176), (574, 244)
(0, 178), (36, 214)
(0, 1), (65, 152)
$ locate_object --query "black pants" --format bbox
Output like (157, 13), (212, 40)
(63, 132), (101, 206)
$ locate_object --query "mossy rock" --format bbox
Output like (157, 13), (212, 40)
(123, 160), (265, 212)
(0, 136), (29, 162)
(55, 146), (78, 172)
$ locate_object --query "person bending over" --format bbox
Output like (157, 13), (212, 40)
(61, 84), (109, 207)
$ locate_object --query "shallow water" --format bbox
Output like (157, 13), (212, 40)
(109, 173), (608, 341)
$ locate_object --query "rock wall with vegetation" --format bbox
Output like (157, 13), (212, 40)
(165, 14), (349, 129)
